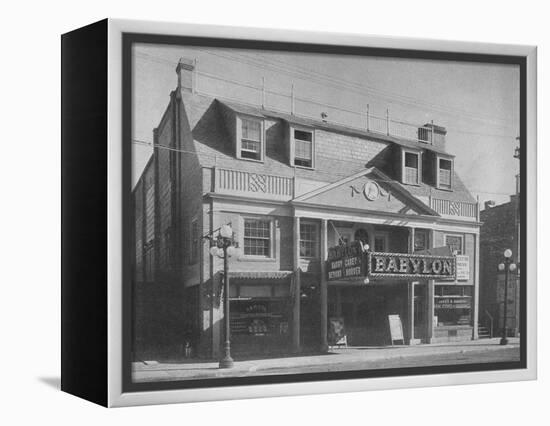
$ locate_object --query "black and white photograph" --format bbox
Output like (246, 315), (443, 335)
(126, 37), (526, 388)
(5, 0), (547, 420)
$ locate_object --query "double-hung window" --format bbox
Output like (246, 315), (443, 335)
(243, 218), (271, 257)
(403, 150), (421, 185)
(438, 158), (453, 190)
(445, 234), (463, 255)
(414, 230), (428, 252)
(300, 222), (318, 258)
(293, 129), (314, 168)
(373, 232), (389, 252)
(240, 118), (263, 161)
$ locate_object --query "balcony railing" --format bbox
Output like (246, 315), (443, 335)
(214, 167), (294, 200)
(430, 197), (479, 220)
(213, 168), (479, 221)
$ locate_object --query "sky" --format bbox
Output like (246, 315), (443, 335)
(132, 43), (520, 206)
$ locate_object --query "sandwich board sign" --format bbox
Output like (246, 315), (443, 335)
(388, 314), (404, 345)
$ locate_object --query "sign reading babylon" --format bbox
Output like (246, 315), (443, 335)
(326, 243), (457, 282)
(367, 252), (456, 280)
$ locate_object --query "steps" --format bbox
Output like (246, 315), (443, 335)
(478, 325), (492, 339)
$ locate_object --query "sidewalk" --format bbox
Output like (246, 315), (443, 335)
(133, 338), (520, 382)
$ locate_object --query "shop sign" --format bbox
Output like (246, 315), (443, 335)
(327, 241), (366, 281)
(367, 252), (456, 279)
(455, 255), (470, 281)
(434, 297), (472, 309)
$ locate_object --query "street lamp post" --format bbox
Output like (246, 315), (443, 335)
(498, 249), (517, 346)
(207, 223), (238, 368)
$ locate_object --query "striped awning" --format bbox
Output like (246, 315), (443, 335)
(227, 271), (293, 280)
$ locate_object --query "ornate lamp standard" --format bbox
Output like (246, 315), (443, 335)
(498, 249), (517, 345)
(208, 223), (238, 368)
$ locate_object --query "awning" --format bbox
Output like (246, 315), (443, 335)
(227, 271), (293, 280)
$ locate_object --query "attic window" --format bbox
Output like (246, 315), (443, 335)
(292, 129), (314, 168)
(438, 158), (453, 190)
(403, 150), (421, 185)
(239, 118), (263, 161)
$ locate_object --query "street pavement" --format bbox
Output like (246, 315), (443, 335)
(132, 337), (520, 382)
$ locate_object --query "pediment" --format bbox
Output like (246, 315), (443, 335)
(292, 168), (438, 216)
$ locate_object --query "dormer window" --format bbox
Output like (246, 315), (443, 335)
(291, 128), (315, 169)
(238, 117), (264, 162)
(437, 157), (453, 190)
(402, 149), (421, 185)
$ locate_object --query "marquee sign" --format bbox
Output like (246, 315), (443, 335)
(326, 245), (457, 282)
(367, 252), (456, 280)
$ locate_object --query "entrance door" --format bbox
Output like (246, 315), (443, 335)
(300, 284), (320, 350)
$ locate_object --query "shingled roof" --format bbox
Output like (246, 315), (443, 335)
(179, 92), (476, 206)
(220, 99), (454, 157)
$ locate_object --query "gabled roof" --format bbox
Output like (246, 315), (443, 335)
(292, 167), (440, 217)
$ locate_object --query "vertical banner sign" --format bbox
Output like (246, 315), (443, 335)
(455, 255), (470, 281)
(327, 241), (366, 281)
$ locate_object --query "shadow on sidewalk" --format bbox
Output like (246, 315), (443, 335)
(138, 349), (337, 365)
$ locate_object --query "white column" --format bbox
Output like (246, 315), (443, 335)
(320, 219), (328, 352)
(426, 229), (435, 343)
(426, 280), (435, 343)
(408, 227), (415, 345)
(292, 216), (301, 352)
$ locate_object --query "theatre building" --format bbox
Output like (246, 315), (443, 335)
(131, 58), (482, 359)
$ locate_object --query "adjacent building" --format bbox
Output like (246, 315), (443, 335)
(479, 189), (521, 338)
(132, 58), (482, 359)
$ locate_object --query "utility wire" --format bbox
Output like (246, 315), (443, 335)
(226, 49), (514, 125)
(135, 51), (518, 139)
(191, 48), (516, 129)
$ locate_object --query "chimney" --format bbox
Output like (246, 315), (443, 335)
(176, 58), (195, 93)
(418, 123), (447, 149)
(484, 200), (496, 210)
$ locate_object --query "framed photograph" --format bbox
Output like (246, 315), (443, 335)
(61, 19), (537, 407)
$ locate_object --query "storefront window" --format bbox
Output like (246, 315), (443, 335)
(434, 285), (472, 326)
(230, 299), (290, 337)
